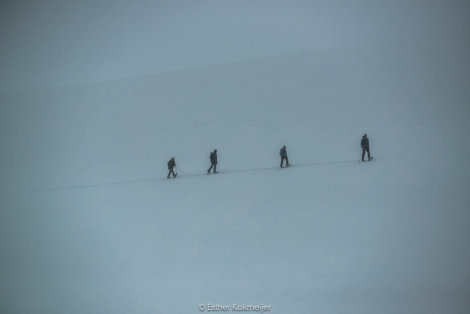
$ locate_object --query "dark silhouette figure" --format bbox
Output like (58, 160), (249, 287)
(207, 149), (218, 174)
(361, 134), (372, 161)
(167, 157), (177, 178)
(280, 145), (290, 168)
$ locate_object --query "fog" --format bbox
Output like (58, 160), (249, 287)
(0, 1), (469, 314)
(1, 0), (469, 92)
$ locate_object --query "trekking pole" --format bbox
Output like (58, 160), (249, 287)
(359, 149), (362, 163)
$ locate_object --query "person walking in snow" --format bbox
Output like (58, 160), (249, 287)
(280, 145), (290, 168)
(361, 134), (372, 161)
(167, 157), (177, 178)
(207, 149), (218, 174)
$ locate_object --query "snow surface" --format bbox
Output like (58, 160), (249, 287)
(1, 2), (470, 314)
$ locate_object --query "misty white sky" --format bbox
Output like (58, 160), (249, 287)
(1, 0), (469, 92)
(1, 2), (470, 313)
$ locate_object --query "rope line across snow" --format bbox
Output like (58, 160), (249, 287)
(5, 159), (365, 195)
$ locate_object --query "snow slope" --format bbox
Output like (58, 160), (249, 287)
(1, 18), (470, 314)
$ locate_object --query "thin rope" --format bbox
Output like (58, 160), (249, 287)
(4, 158), (367, 195)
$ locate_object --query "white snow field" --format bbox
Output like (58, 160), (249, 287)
(1, 2), (470, 314)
